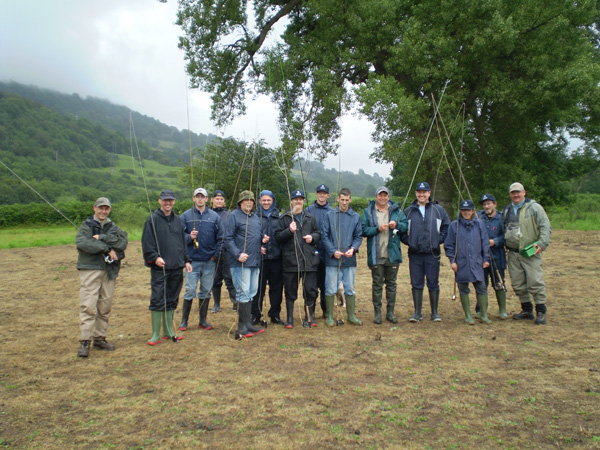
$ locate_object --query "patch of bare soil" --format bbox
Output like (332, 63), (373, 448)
(1, 230), (599, 449)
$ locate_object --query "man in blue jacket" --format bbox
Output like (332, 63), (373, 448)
(178, 187), (223, 332)
(225, 190), (265, 338)
(401, 182), (450, 322)
(306, 184), (334, 317)
(362, 186), (408, 324)
(477, 193), (508, 319)
(322, 188), (363, 326)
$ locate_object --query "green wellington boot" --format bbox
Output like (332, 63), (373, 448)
(346, 295), (363, 326)
(496, 290), (508, 319)
(460, 294), (475, 325)
(476, 294), (492, 324)
(147, 311), (162, 345)
(162, 310), (183, 342)
(325, 295), (335, 327)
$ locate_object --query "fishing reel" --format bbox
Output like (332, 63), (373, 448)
(336, 318), (345, 326)
(193, 239), (199, 249)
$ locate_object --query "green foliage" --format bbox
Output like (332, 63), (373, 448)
(546, 194), (600, 230)
(176, 0), (600, 207)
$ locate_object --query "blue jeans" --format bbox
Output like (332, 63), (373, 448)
(184, 260), (216, 300)
(325, 265), (356, 296)
(230, 267), (259, 303)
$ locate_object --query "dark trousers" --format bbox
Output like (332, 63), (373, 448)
(408, 253), (441, 290)
(316, 260), (327, 312)
(213, 253), (236, 299)
(371, 258), (399, 305)
(458, 280), (487, 296)
(283, 271), (318, 306)
(149, 267), (183, 311)
(251, 258), (284, 319)
(484, 264), (506, 291)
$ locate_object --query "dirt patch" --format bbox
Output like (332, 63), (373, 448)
(1, 230), (599, 449)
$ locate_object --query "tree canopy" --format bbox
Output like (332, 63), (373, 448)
(176, 0), (600, 205)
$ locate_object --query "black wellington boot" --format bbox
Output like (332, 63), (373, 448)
(198, 299), (213, 330)
(236, 302), (253, 339)
(178, 299), (193, 331)
(285, 299), (295, 329)
(409, 289), (423, 322)
(429, 289), (442, 322)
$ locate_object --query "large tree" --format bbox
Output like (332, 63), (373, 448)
(175, 0), (600, 204)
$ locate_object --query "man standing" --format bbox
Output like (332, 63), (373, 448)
(225, 190), (265, 338)
(252, 190), (284, 325)
(502, 182), (551, 324)
(477, 193), (508, 319)
(401, 182), (450, 322)
(142, 190), (192, 345)
(210, 190), (237, 312)
(178, 187), (222, 331)
(362, 187), (408, 324)
(75, 197), (128, 357)
(322, 188), (363, 326)
(306, 184), (334, 317)
(276, 189), (321, 328)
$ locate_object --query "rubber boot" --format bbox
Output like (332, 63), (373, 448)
(346, 295), (363, 326)
(513, 302), (535, 320)
(236, 302), (253, 338)
(429, 290), (441, 322)
(198, 299), (213, 330)
(245, 302), (265, 335)
(211, 296), (221, 313)
(285, 299), (294, 329)
(147, 310), (162, 345)
(162, 310), (183, 342)
(496, 290), (508, 319)
(535, 303), (547, 325)
(325, 295), (335, 327)
(460, 294), (475, 325)
(474, 300), (480, 319)
(386, 298), (398, 324)
(308, 303), (317, 327)
(212, 284), (222, 311)
(409, 289), (423, 322)
(373, 296), (382, 324)
(476, 294), (492, 324)
(178, 299), (193, 330)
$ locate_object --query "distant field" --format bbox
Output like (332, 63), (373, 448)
(94, 154), (179, 192)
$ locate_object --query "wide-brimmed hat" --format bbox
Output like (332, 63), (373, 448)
(237, 190), (255, 204)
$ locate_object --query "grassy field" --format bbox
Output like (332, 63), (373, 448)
(0, 230), (599, 449)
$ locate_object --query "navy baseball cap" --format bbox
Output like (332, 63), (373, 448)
(213, 190), (225, 198)
(290, 189), (305, 200)
(159, 190), (176, 200)
(460, 199), (475, 210)
(316, 184), (329, 193)
(480, 193), (497, 203)
(415, 182), (431, 191)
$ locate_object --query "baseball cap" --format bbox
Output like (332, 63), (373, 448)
(194, 187), (208, 197)
(213, 190), (225, 198)
(159, 190), (176, 200)
(316, 184), (329, 193)
(460, 199), (475, 210)
(480, 193), (497, 203)
(415, 182), (431, 191)
(375, 186), (389, 195)
(509, 182), (524, 193)
(94, 197), (111, 207)
(290, 189), (305, 200)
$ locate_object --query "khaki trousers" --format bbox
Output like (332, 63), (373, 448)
(507, 251), (546, 304)
(79, 270), (115, 341)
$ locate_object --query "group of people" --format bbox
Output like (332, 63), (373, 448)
(75, 181), (551, 356)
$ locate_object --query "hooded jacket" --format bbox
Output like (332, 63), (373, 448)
(502, 198), (551, 251)
(444, 216), (490, 283)
(256, 205), (282, 260)
(477, 209), (506, 269)
(361, 199), (408, 267)
(224, 206), (262, 268)
(76, 217), (128, 280)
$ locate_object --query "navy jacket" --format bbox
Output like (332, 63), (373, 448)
(224, 207), (262, 268)
(477, 209), (506, 269)
(401, 199), (450, 255)
(306, 200), (334, 263)
(444, 217), (490, 283)
(275, 209), (321, 272)
(142, 209), (190, 270)
(180, 206), (222, 261)
(256, 206), (282, 260)
(321, 206), (363, 267)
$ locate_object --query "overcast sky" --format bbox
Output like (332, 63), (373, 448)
(0, 0), (391, 178)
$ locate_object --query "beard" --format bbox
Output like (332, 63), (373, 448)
(292, 204), (303, 215)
